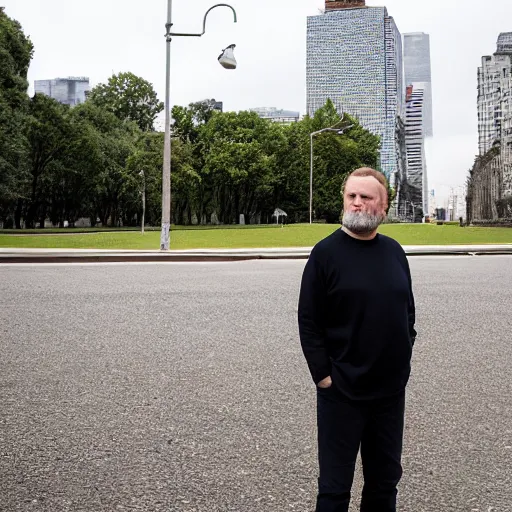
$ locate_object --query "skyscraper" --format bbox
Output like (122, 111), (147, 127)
(403, 33), (433, 137)
(404, 83), (429, 220)
(34, 77), (90, 106)
(306, 0), (405, 182)
(478, 33), (512, 157)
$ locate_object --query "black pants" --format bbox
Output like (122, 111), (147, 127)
(315, 386), (405, 512)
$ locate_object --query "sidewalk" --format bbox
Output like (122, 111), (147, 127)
(2, 245), (512, 263)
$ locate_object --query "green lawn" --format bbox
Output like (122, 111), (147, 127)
(1, 224), (512, 250)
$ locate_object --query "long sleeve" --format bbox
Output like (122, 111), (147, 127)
(298, 249), (331, 384)
(404, 256), (417, 346)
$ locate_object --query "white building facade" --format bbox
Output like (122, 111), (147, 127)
(249, 107), (300, 125)
(478, 33), (512, 159)
(34, 77), (90, 106)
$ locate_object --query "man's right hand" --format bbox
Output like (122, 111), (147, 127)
(317, 376), (332, 389)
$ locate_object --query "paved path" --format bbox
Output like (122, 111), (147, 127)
(1, 257), (511, 511)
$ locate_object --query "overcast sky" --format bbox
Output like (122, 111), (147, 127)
(4, 0), (512, 204)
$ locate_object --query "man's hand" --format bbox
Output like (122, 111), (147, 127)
(317, 376), (332, 389)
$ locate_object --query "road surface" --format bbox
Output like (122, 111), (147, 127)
(1, 257), (511, 511)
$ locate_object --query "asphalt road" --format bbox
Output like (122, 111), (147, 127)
(1, 257), (511, 512)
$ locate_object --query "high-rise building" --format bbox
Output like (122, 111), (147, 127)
(403, 33), (433, 137)
(306, 0), (405, 182)
(468, 32), (512, 224)
(478, 33), (512, 157)
(403, 83), (429, 221)
(34, 77), (90, 106)
(249, 107), (300, 125)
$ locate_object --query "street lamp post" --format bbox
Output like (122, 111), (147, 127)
(160, 1), (238, 250)
(139, 170), (146, 234)
(404, 200), (417, 223)
(309, 124), (354, 224)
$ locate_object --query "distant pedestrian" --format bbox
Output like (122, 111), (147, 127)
(298, 167), (417, 512)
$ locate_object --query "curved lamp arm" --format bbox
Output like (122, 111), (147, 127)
(168, 3), (237, 38)
(311, 124), (354, 138)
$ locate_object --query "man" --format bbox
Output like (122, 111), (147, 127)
(298, 167), (416, 512)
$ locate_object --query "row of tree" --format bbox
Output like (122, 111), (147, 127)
(0, 7), (381, 228)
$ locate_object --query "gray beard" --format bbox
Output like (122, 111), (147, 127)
(342, 210), (385, 235)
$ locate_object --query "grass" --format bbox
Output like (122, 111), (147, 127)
(1, 224), (512, 250)
(0, 224), (277, 235)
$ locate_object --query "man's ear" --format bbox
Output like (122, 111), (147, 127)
(381, 189), (388, 212)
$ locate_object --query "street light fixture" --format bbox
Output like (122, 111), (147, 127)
(309, 124), (354, 224)
(160, 2), (238, 250)
(218, 44), (237, 69)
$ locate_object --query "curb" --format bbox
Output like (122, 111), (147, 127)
(2, 245), (512, 263)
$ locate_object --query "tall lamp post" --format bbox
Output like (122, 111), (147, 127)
(160, 1), (238, 250)
(309, 124), (354, 224)
(139, 169), (146, 234)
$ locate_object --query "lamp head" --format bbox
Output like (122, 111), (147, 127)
(218, 44), (237, 69)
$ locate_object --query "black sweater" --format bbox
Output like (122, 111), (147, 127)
(298, 228), (417, 400)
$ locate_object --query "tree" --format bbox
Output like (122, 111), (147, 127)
(21, 97), (142, 229)
(0, 7), (34, 227)
(311, 98), (341, 131)
(306, 101), (381, 222)
(169, 100), (226, 224)
(197, 111), (286, 225)
(126, 131), (165, 227)
(0, 7), (33, 106)
(163, 99), (381, 226)
(0, 95), (30, 227)
(88, 72), (164, 132)
(172, 99), (221, 143)
(24, 94), (73, 228)
(273, 119), (313, 222)
(70, 101), (141, 227)
(47, 103), (106, 227)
